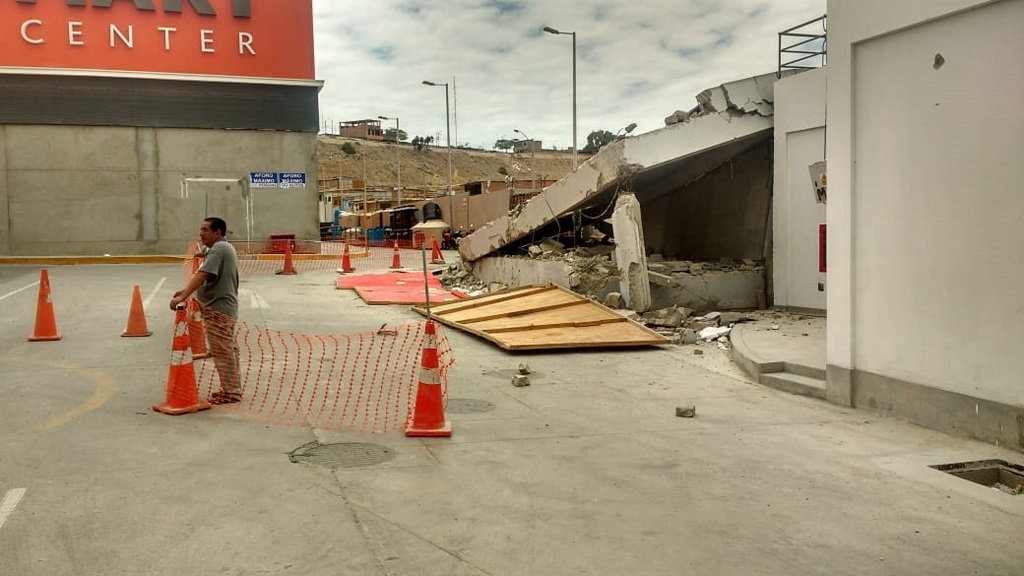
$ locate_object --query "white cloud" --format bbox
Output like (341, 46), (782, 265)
(313, 0), (825, 150)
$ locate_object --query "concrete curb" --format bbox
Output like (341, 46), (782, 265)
(730, 323), (827, 400)
(0, 255), (187, 265)
(729, 323), (784, 384)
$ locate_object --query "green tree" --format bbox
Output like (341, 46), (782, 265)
(582, 129), (616, 154)
(384, 128), (408, 143)
(494, 138), (516, 152)
(411, 135), (434, 152)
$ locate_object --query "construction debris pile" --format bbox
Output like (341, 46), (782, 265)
(614, 304), (755, 350)
(435, 262), (506, 297)
(647, 255), (764, 274)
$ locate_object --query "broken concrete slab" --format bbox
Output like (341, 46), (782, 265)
(612, 193), (651, 313)
(650, 268), (766, 311)
(641, 305), (693, 329)
(604, 292), (622, 309)
(697, 73), (780, 117)
(699, 326), (732, 341)
(457, 102), (774, 263)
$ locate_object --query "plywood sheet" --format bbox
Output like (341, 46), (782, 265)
(414, 284), (670, 350)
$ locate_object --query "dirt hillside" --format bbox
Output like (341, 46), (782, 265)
(317, 136), (581, 188)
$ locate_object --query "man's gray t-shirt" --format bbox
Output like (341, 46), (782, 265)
(198, 239), (239, 317)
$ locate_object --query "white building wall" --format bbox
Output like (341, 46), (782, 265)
(827, 0), (1024, 437)
(772, 68), (827, 312)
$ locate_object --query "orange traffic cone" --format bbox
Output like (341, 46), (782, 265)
(185, 257), (210, 359)
(337, 242), (355, 274)
(28, 269), (61, 342)
(121, 285), (152, 337)
(153, 304), (212, 415)
(405, 320), (451, 437)
(276, 241), (297, 275)
(430, 237), (446, 265)
(390, 241), (402, 269)
(187, 297), (210, 360)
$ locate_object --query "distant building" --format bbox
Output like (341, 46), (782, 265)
(514, 139), (542, 153)
(339, 119), (384, 141)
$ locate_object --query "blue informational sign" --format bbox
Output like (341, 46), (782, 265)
(250, 172), (279, 188)
(279, 172), (307, 188)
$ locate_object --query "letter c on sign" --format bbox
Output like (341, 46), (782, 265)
(21, 20), (44, 45)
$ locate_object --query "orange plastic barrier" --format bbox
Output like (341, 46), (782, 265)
(430, 237), (446, 265)
(405, 320), (452, 437)
(28, 269), (61, 342)
(390, 241), (402, 269)
(153, 304), (212, 415)
(276, 242), (298, 276)
(190, 306), (454, 433)
(121, 285), (152, 337)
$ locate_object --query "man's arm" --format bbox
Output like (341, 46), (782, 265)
(169, 271), (210, 310)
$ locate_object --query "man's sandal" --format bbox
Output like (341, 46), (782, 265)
(209, 391), (242, 405)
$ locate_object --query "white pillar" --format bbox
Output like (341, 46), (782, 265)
(611, 193), (650, 312)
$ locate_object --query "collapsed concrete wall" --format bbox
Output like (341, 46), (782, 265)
(457, 74), (779, 264)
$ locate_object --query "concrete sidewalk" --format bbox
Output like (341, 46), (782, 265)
(732, 310), (828, 400)
(0, 265), (1021, 576)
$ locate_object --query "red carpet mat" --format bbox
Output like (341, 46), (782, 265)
(336, 271), (460, 305)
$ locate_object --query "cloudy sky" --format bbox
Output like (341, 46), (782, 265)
(312, 0), (825, 151)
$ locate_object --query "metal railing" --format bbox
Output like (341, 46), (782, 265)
(778, 15), (827, 77)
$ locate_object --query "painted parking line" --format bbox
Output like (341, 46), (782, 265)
(0, 281), (39, 302)
(143, 277), (167, 310)
(0, 488), (27, 531)
(240, 288), (270, 310)
(33, 365), (117, 432)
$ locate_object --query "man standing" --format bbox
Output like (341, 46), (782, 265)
(170, 217), (240, 404)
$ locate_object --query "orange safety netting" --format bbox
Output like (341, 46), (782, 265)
(187, 305), (454, 433)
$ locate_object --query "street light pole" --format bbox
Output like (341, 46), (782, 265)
(378, 115), (402, 204)
(543, 26), (577, 169)
(422, 80), (454, 227)
(513, 128), (536, 192)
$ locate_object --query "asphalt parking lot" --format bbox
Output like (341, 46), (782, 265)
(1, 264), (1022, 576)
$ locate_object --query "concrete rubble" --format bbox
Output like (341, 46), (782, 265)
(435, 261), (507, 296)
(457, 73), (779, 265)
(665, 72), (783, 125)
(451, 71), (780, 320)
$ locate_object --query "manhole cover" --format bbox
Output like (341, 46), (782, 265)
(288, 442), (395, 469)
(930, 459), (1024, 495)
(446, 398), (496, 414)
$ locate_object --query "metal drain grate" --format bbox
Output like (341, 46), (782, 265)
(288, 442), (395, 469)
(446, 398), (496, 414)
(930, 459), (1024, 495)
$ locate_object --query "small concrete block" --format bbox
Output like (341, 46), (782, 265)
(517, 363), (531, 375)
(512, 374), (531, 387)
(681, 328), (698, 345)
(605, 292), (622, 309)
(675, 405), (696, 418)
(693, 349), (704, 355)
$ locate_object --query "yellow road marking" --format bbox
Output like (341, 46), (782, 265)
(0, 359), (118, 433)
(33, 364), (117, 431)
